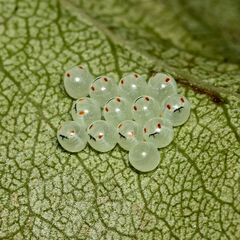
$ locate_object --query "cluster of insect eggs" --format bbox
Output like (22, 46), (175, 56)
(57, 65), (191, 172)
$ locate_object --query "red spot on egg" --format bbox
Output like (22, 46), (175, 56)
(144, 128), (147, 133)
(104, 77), (108, 82)
(116, 97), (121, 102)
(79, 111), (85, 116)
(105, 107), (109, 112)
(133, 105), (137, 111)
(134, 73), (139, 78)
(120, 79), (124, 84)
(180, 97), (185, 103)
(91, 86), (95, 91)
(157, 123), (161, 128)
(167, 104), (171, 110)
(165, 78), (170, 82)
(145, 96), (150, 101)
(98, 133), (104, 139)
(66, 73), (70, 77)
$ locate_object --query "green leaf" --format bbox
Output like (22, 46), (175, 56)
(0, 0), (239, 239)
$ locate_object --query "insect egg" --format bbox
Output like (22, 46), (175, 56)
(148, 72), (177, 102)
(117, 120), (143, 151)
(103, 97), (132, 126)
(89, 76), (118, 107)
(132, 95), (160, 124)
(57, 121), (87, 152)
(71, 97), (101, 128)
(87, 120), (118, 152)
(143, 117), (174, 148)
(129, 142), (160, 172)
(161, 94), (191, 126)
(64, 65), (93, 99)
(118, 72), (148, 101)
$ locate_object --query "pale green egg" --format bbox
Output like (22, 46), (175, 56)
(129, 142), (160, 172)
(57, 121), (87, 152)
(89, 76), (118, 106)
(143, 117), (174, 148)
(161, 94), (191, 126)
(87, 120), (118, 152)
(103, 97), (132, 126)
(148, 73), (177, 102)
(118, 72), (148, 101)
(117, 120), (143, 151)
(71, 97), (101, 128)
(132, 96), (160, 124)
(64, 65), (93, 99)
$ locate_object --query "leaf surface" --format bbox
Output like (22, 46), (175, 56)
(0, 0), (240, 239)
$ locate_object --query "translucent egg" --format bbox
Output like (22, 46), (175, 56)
(161, 94), (191, 126)
(64, 65), (93, 99)
(57, 121), (87, 152)
(117, 120), (143, 151)
(148, 73), (177, 102)
(118, 72), (148, 101)
(87, 120), (118, 152)
(103, 97), (132, 126)
(132, 96), (160, 124)
(129, 142), (160, 172)
(143, 117), (174, 148)
(71, 97), (101, 128)
(89, 76), (118, 106)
